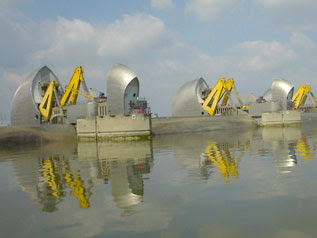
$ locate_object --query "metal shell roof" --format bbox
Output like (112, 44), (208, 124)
(172, 78), (209, 117)
(106, 64), (139, 116)
(10, 66), (62, 126)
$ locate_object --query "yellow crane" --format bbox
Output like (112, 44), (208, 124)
(292, 85), (313, 109)
(38, 66), (93, 121)
(60, 66), (92, 106)
(201, 78), (236, 115)
(39, 81), (58, 121)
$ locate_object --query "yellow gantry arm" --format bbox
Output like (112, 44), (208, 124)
(202, 78), (226, 115)
(39, 81), (56, 121)
(60, 66), (86, 107)
(292, 85), (312, 109)
(202, 78), (235, 115)
(221, 78), (235, 106)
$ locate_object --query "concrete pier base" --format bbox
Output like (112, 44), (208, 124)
(260, 111), (301, 126)
(77, 114), (151, 141)
(152, 112), (257, 135)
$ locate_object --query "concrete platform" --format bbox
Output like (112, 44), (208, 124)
(152, 112), (257, 135)
(260, 111), (301, 126)
(76, 114), (151, 141)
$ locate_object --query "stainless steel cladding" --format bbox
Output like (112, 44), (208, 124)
(262, 89), (272, 102)
(271, 78), (294, 103)
(106, 64), (139, 116)
(261, 78), (294, 110)
(263, 79), (294, 102)
(172, 78), (209, 117)
(10, 66), (63, 126)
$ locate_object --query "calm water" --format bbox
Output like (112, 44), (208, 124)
(1, 125), (317, 238)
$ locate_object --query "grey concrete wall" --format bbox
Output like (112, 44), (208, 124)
(77, 109), (317, 139)
(152, 111), (257, 135)
(261, 111), (301, 126)
(76, 117), (97, 138)
(77, 114), (151, 139)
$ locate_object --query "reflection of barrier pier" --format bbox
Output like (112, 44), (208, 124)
(153, 129), (252, 182)
(0, 139), (153, 214)
(77, 140), (153, 215)
(251, 127), (316, 173)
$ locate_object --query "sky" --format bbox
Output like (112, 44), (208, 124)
(1, 0), (317, 118)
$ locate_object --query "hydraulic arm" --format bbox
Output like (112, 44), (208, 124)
(39, 81), (57, 121)
(60, 66), (91, 107)
(38, 66), (93, 122)
(202, 78), (235, 115)
(292, 85), (314, 109)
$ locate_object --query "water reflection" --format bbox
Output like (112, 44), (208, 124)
(297, 137), (315, 159)
(255, 127), (315, 173)
(39, 152), (93, 211)
(1, 126), (317, 237)
(0, 143), (76, 212)
(77, 141), (153, 216)
(0, 140), (153, 214)
(201, 144), (239, 183)
(153, 129), (253, 182)
(153, 126), (316, 182)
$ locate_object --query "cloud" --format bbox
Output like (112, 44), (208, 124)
(232, 40), (297, 71)
(97, 14), (168, 57)
(33, 17), (96, 62)
(185, 0), (239, 22)
(289, 32), (316, 52)
(256, 0), (317, 31)
(32, 14), (172, 66)
(151, 0), (174, 10)
(0, 3), (36, 69)
(258, 0), (315, 8)
(0, 71), (28, 120)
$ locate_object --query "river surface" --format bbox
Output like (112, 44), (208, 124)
(1, 125), (317, 238)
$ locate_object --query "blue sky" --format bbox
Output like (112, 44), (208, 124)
(1, 0), (317, 118)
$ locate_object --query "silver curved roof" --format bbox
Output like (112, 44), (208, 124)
(262, 79), (294, 101)
(10, 66), (63, 126)
(261, 78), (294, 110)
(263, 89), (272, 102)
(106, 64), (139, 116)
(271, 78), (294, 102)
(172, 78), (209, 117)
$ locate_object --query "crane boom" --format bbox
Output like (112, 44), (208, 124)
(201, 78), (236, 115)
(38, 66), (94, 121)
(60, 66), (91, 107)
(292, 85), (312, 109)
(39, 81), (56, 121)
